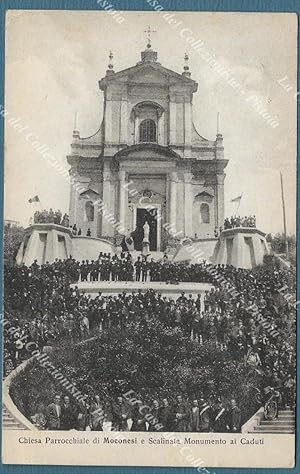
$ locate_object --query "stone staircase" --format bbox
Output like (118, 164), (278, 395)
(252, 408), (295, 434)
(173, 238), (218, 263)
(2, 405), (28, 430)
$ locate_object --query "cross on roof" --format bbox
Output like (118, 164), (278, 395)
(144, 26), (156, 47)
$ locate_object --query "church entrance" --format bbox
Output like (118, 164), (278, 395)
(133, 208), (158, 251)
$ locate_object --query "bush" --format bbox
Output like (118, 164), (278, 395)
(10, 319), (261, 425)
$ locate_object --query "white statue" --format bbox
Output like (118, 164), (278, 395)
(143, 220), (150, 242)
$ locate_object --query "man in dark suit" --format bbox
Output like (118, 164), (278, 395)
(177, 291), (187, 304)
(212, 398), (227, 433)
(134, 257), (142, 282)
(158, 398), (173, 432)
(46, 394), (61, 430)
(226, 399), (241, 432)
(131, 404), (147, 432)
(60, 395), (76, 430)
(173, 395), (189, 432)
(112, 396), (129, 431)
(141, 259), (148, 282)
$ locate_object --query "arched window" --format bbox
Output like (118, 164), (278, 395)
(139, 119), (156, 143)
(200, 203), (210, 224)
(85, 201), (94, 222)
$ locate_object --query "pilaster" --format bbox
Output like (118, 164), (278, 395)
(168, 171), (177, 229)
(184, 100), (192, 147)
(105, 98), (113, 143)
(184, 172), (193, 236)
(169, 99), (177, 145)
(101, 163), (115, 237)
(216, 174), (225, 229)
(118, 170), (127, 231)
(120, 99), (128, 143)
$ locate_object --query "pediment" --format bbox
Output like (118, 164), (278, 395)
(79, 188), (99, 199)
(196, 191), (214, 197)
(129, 66), (169, 84)
(194, 191), (214, 202)
(99, 62), (197, 92)
(114, 143), (181, 162)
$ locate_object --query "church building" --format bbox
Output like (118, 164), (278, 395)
(67, 37), (228, 252)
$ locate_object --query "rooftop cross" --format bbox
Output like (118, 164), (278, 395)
(144, 26), (156, 48)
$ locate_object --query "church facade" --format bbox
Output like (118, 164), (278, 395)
(67, 42), (228, 252)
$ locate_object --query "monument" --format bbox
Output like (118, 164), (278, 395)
(15, 223), (116, 267)
(212, 227), (269, 268)
(142, 220), (150, 256)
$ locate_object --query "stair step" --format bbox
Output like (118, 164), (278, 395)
(3, 425), (27, 430)
(247, 407), (295, 434)
(2, 406), (29, 430)
(254, 426), (294, 432)
(3, 422), (27, 428)
(260, 420), (294, 426)
(3, 420), (25, 426)
(259, 425), (294, 429)
(3, 416), (15, 422)
(254, 429), (294, 434)
(253, 430), (294, 434)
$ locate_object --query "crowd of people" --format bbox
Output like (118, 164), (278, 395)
(33, 209), (69, 227)
(77, 252), (217, 283)
(224, 215), (256, 230)
(38, 393), (242, 432)
(4, 252), (295, 431)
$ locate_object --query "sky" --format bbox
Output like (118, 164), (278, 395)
(4, 10), (297, 234)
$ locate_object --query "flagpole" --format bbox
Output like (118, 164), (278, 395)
(28, 195), (42, 225)
(235, 193), (243, 216)
(280, 172), (288, 257)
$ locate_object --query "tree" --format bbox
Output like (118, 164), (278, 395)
(11, 319), (260, 425)
(4, 223), (24, 265)
(266, 232), (296, 264)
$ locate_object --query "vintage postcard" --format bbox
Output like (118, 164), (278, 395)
(2, 8), (297, 469)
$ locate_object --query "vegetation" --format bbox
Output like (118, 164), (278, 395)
(266, 232), (296, 265)
(10, 320), (261, 425)
(4, 223), (24, 265)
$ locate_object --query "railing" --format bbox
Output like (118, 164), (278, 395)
(3, 356), (38, 430)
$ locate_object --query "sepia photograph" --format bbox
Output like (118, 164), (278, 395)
(1, 8), (297, 468)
